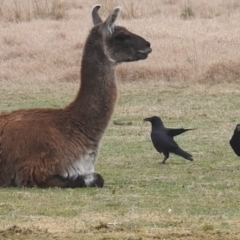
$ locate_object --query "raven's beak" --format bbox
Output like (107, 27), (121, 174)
(237, 125), (240, 131)
(143, 117), (151, 122)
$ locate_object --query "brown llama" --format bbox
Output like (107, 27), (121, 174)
(0, 5), (152, 188)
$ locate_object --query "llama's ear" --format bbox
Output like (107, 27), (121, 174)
(101, 6), (121, 37)
(92, 4), (102, 26)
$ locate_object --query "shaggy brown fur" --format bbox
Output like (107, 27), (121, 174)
(0, 5), (152, 188)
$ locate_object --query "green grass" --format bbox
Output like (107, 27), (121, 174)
(1, 80), (240, 239)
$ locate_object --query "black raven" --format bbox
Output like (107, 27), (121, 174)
(144, 116), (194, 164)
(229, 124), (240, 157)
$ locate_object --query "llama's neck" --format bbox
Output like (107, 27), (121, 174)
(67, 39), (118, 140)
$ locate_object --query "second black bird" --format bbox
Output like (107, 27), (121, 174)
(229, 124), (240, 157)
(144, 116), (194, 164)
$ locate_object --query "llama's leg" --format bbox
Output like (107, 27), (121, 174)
(14, 159), (104, 188)
(13, 163), (86, 188)
(42, 173), (104, 188)
(40, 173), (104, 188)
(41, 175), (86, 188)
(15, 171), (86, 188)
(16, 172), (104, 188)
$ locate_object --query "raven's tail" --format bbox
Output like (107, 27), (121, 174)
(173, 147), (193, 161)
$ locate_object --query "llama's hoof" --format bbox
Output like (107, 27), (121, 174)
(84, 173), (104, 188)
(92, 173), (104, 188)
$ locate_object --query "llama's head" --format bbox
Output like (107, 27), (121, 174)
(91, 5), (152, 64)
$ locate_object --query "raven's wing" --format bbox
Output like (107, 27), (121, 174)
(167, 128), (195, 138)
(151, 129), (193, 161)
(151, 129), (179, 153)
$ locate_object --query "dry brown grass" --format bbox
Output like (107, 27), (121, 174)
(1, 0), (240, 85)
(0, 0), (84, 22)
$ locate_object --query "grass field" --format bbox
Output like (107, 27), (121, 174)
(1, 0), (240, 239)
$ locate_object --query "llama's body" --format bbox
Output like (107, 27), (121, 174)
(0, 5), (151, 188)
(0, 108), (97, 187)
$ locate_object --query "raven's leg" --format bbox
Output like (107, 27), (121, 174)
(161, 152), (169, 164)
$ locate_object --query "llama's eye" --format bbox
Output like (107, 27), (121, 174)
(114, 33), (130, 41)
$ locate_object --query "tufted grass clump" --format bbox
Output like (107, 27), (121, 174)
(0, 0), (67, 22)
(181, 4), (195, 19)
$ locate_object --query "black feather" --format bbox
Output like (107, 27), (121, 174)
(167, 128), (195, 138)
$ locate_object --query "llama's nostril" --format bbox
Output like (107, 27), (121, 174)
(146, 41), (151, 48)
